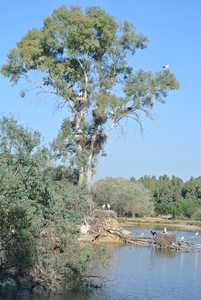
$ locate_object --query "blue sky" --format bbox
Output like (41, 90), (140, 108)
(1, 0), (201, 183)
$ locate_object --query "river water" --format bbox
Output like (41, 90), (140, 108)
(1, 225), (201, 300)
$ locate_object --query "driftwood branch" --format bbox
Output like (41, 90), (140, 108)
(79, 210), (201, 251)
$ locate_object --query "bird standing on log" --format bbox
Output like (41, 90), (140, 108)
(163, 227), (167, 233)
(102, 204), (105, 210)
(151, 230), (157, 236)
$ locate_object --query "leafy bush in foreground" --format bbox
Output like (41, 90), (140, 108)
(0, 116), (107, 291)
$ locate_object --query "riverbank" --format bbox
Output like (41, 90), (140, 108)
(118, 216), (201, 231)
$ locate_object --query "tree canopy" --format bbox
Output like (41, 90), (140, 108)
(0, 5), (180, 190)
(136, 174), (201, 218)
(92, 177), (154, 217)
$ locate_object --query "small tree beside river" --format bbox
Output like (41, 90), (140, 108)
(92, 177), (154, 217)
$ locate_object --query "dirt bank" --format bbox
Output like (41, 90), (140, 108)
(118, 217), (201, 231)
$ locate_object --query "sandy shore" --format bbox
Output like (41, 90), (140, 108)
(118, 217), (201, 231)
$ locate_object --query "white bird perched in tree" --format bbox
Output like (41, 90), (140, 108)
(163, 64), (169, 69)
(76, 129), (82, 135)
(75, 126), (82, 135)
(78, 90), (83, 97)
(163, 227), (167, 233)
(102, 204), (105, 210)
(110, 111), (114, 117)
(103, 88), (110, 94)
(107, 203), (111, 210)
(42, 80), (45, 85)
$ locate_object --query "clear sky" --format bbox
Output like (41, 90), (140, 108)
(1, 0), (201, 183)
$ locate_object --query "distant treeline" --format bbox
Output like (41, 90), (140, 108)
(131, 175), (201, 219)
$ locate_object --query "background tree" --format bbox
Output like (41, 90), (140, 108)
(92, 177), (154, 217)
(1, 5), (180, 190)
(182, 176), (201, 200)
(135, 174), (201, 219)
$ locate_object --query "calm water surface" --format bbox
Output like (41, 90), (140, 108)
(1, 225), (201, 300)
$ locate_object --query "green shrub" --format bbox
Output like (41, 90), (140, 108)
(0, 116), (107, 291)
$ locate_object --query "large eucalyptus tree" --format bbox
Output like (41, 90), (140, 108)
(1, 5), (179, 190)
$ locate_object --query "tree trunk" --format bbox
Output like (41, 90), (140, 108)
(77, 143), (84, 186)
(86, 165), (92, 192)
(85, 127), (97, 192)
(79, 167), (84, 186)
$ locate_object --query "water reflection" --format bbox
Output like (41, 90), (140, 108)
(1, 226), (201, 300)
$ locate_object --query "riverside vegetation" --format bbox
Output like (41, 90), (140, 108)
(0, 116), (110, 292)
(1, 116), (200, 294)
(0, 4), (181, 294)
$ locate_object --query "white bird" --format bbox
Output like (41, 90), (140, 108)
(195, 232), (199, 236)
(102, 204), (105, 210)
(163, 227), (167, 233)
(163, 64), (169, 69)
(78, 91), (83, 97)
(75, 129), (82, 135)
(103, 88), (110, 94)
(75, 126), (82, 135)
(107, 203), (111, 210)
(110, 111), (114, 117)
(181, 236), (184, 240)
(42, 80), (45, 85)
(81, 221), (88, 235)
(77, 129), (82, 135)
(141, 233), (144, 237)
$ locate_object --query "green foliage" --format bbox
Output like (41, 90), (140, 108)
(0, 5), (180, 189)
(92, 177), (154, 217)
(0, 116), (107, 290)
(192, 208), (201, 220)
(182, 176), (201, 200)
(135, 174), (201, 219)
(167, 198), (201, 219)
(0, 116), (47, 272)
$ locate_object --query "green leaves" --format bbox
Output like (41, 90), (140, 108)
(0, 5), (149, 96)
(124, 69), (180, 107)
(0, 116), (107, 290)
(121, 20), (148, 54)
(92, 177), (154, 217)
(0, 5), (180, 190)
